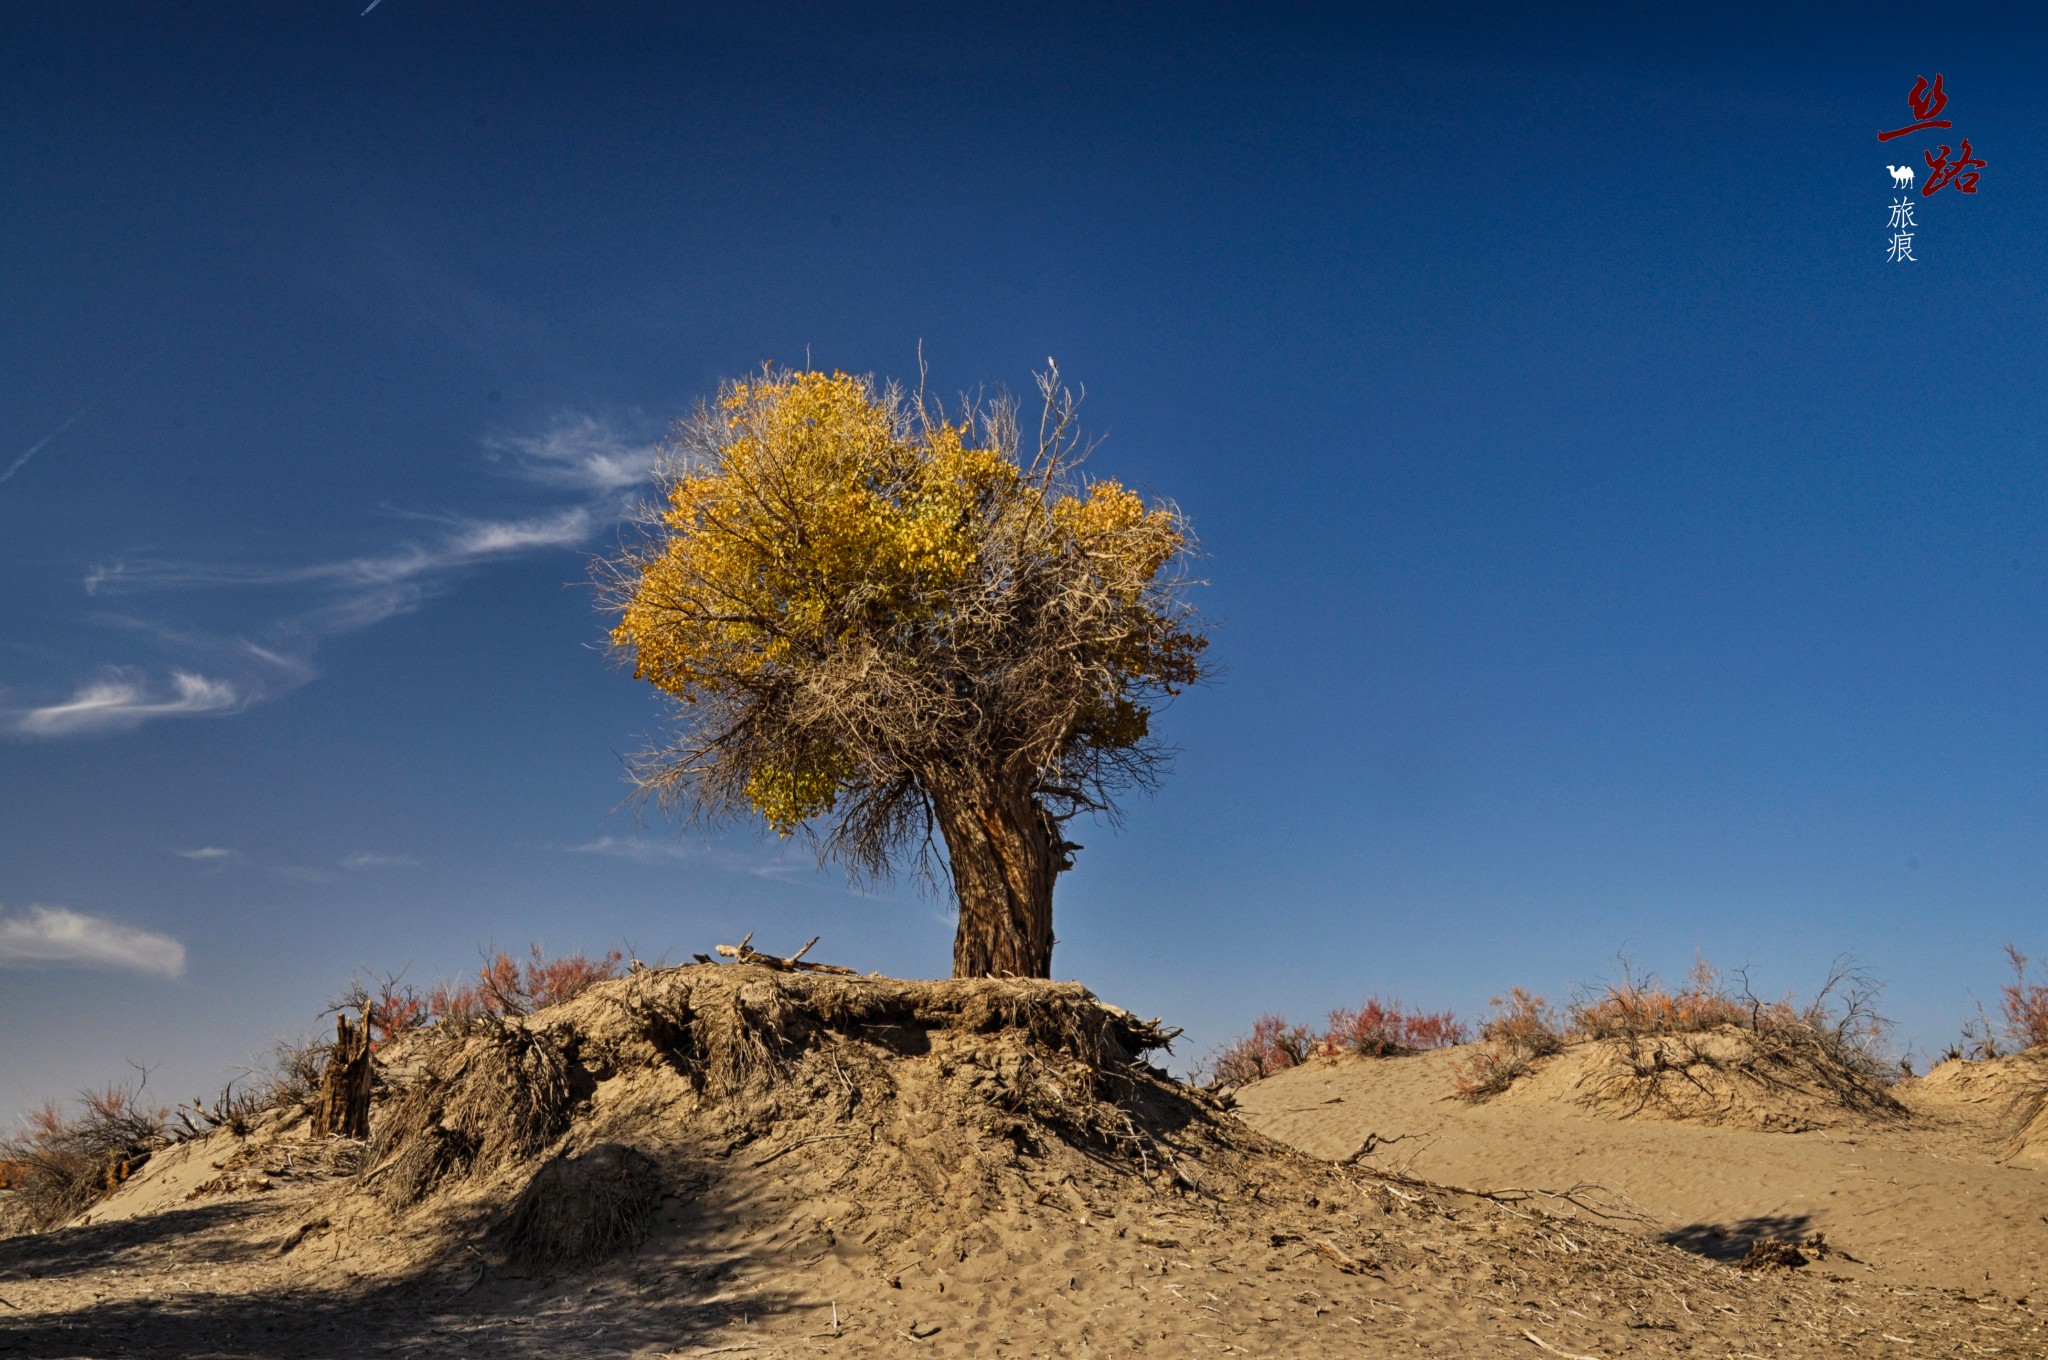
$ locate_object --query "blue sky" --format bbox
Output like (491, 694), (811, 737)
(3, 3), (2043, 1119)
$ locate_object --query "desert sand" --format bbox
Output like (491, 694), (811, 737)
(2, 968), (2043, 1358)
(1231, 1038), (2048, 1299)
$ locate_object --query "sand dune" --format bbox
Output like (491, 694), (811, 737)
(3, 972), (2043, 1357)
(1232, 1041), (2048, 1298)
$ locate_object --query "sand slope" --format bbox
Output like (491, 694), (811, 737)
(1233, 1042), (2048, 1298)
(3, 972), (2043, 1358)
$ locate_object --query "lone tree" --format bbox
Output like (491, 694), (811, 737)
(603, 365), (1205, 978)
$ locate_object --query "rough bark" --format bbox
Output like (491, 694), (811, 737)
(934, 778), (1065, 978)
(313, 1009), (374, 1140)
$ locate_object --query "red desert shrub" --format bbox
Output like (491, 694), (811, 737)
(2002, 944), (2048, 1052)
(427, 944), (626, 1023)
(1323, 998), (1467, 1057)
(369, 976), (430, 1043)
(1207, 1014), (1316, 1087)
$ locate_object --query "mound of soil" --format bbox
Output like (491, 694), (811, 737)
(1900, 1049), (2048, 1167)
(5, 966), (2042, 1357)
(1497, 1026), (1905, 1132)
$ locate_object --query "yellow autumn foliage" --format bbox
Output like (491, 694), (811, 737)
(609, 367), (1203, 838)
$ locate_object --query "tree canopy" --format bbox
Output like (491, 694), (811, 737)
(604, 366), (1205, 976)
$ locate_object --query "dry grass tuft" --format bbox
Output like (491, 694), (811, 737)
(0, 1081), (170, 1232)
(1450, 957), (1902, 1125)
(1567, 956), (1750, 1038)
(501, 1142), (662, 1270)
(362, 1023), (573, 1206)
(260, 1030), (333, 1112)
(1452, 988), (1565, 1099)
(2000, 944), (2048, 1053)
(1572, 956), (1900, 1119)
(677, 974), (800, 1098)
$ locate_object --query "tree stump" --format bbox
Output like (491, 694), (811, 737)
(313, 1008), (373, 1140)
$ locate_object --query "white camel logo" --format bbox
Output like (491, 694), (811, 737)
(1888, 164), (1916, 190)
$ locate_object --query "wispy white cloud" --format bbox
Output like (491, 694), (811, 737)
(18, 411), (653, 740)
(489, 414), (662, 495)
(569, 836), (702, 865)
(444, 507), (595, 557)
(85, 507), (599, 598)
(13, 670), (243, 738)
(0, 905), (186, 978)
(171, 846), (238, 861)
(341, 851), (421, 870)
(282, 584), (424, 638)
(0, 398), (97, 488)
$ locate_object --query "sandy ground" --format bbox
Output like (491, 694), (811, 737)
(3, 972), (2043, 1358)
(8, 1130), (2036, 1360)
(1231, 1043), (2048, 1299)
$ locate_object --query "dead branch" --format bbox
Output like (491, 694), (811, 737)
(714, 932), (858, 975)
(1522, 1330), (1604, 1360)
(1365, 1169), (1656, 1224)
(1337, 1130), (1420, 1165)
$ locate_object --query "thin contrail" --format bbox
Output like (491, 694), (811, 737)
(0, 401), (94, 487)
(361, 0), (383, 12)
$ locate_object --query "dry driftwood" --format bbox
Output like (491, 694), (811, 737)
(713, 933), (858, 975)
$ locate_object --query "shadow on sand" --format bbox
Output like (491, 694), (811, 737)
(1659, 1210), (1817, 1263)
(0, 1155), (810, 1360)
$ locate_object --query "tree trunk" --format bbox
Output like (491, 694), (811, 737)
(933, 778), (1065, 978)
(313, 1008), (374, 1140)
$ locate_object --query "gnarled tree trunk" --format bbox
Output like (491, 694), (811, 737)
(313, 1008), (374, 1140)
(933, 778), (1066, 977)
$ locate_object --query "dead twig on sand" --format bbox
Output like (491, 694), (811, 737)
(715, 934), (857, 976)
(1338, 1131), (1419, 1165)
(1479, 1181), (1655, 1224)
(749, 1131), (859, 1168)
(1310, 1238), (1376, 1274)
(1368, 1169), (1655, 1225)
(1522, 1330), (1604, 1360)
